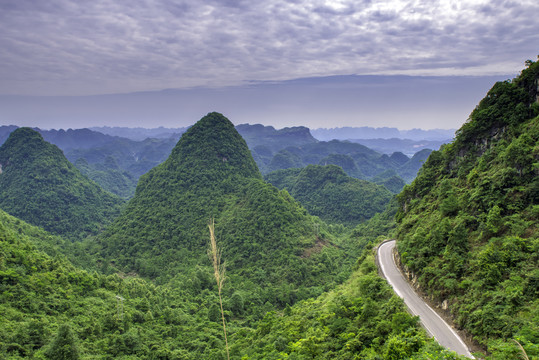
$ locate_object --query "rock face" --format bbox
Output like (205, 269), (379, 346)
(0, 127), (123, 238)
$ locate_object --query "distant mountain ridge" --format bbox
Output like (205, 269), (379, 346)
(89, 125), (188, 140)
(311, 126), (455, 141)
(0, 123), (433, 196)
(349, 138), (448, 156)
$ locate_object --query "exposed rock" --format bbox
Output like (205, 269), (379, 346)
(442, 299), (449, 310)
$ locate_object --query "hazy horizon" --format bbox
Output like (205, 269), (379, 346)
(0, 73), (511, 131)
(1, 0), (538, 130)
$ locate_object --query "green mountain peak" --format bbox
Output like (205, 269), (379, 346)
(0, 127), (56, 164)
(165, 112), (261, 182)
(0, 127), (123, 239)
(100, 113), (354, 313)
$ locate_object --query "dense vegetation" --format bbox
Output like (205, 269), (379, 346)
(0, 128), (124, 239)
(236, 250), (467, 360)
(0, 126), (181, 199)
(265, 165), (393, 226)
(4, 58), (536, 358)
(75, 157), (138, 199)
(0, 209), (249, 359)
(66, 136), (179, 198)
(96, 113), (358, 321)
(396, 59), (539, 358)
(0, 201), (467, 359)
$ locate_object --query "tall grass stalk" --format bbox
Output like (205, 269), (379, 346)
(512, 339), (529, 360)
(208, 218), (229, 360)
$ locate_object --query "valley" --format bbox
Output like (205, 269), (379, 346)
(0, 59), (538, 359)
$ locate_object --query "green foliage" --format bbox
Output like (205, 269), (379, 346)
(396, 60), (539, 357)
(372, 173), (407, 194)
(234, 254), (467, 359)
(0, 128), (124, 239)
(97, 113), (357, 322)
(74, 157), (137, 199)
(0, 208), (243, 359)
(259, 136), (428, 184)
(0, 132), (464, 360)
(265, 165), (393, 226)
(43, 324), (80, 360)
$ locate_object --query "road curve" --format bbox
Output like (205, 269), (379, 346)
(378, 240), (474, 359)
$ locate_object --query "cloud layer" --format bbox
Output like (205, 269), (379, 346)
(1, 0), (538, 95)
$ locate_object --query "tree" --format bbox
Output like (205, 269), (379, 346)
(44, 324), (80, 360)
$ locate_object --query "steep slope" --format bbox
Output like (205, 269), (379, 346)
(395, 59), (539, 358)
(0, 128), (124, 239)
(265, 165), (393, 226)
(0, 125), (17, 145)
(0, 209), (235, 359)
(236, 124), (318, 173)
(397, 148), (432, 183)
(99, 112), (353, 311)
(236, 251), (467, 359)
(74, 157), (138, 199)
(370, 169), (407, 193)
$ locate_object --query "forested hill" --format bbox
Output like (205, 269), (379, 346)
(99, 112), (355, 312)
(395, 59), (539, 357)
(265, 164), (393, 226)
(0, 128), (124, 239)
(0, 208), (245, 359)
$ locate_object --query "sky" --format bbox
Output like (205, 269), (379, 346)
(1, 0), (538, 130)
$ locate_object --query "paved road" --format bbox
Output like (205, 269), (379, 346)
(378, 240), (474, 359)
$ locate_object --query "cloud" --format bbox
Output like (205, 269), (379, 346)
(0, 0), (538, 95)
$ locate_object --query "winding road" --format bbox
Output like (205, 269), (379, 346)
(377, 240), (474, 359)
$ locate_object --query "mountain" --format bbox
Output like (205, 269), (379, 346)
(0, 128), (124, 239)
(397, 148), (432, 183)
(39, 128), (119, 150)
(0, 201), (462, 359)
(74, 157), (138, 199)
(395, 60), (539, 357)
(236, 123), (318, 173)
(370, 170), (407, 193)
(265, 165), (393, 226)
(89, 125), (187, 140)
(236, 123), (317, 152)
(1, 124), (429, 195)
(349, 137), (448, 156)
(0, 208), (237, 359)
(265, 140), (379, 175)
(262, 139), (425, 185)
(0, 126), (179, 199)
(65, 136), (179, 197)
(311, 126), (455, 141)
(98, 112), (354, 312)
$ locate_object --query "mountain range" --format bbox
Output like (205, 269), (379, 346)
(0, 60), (537, 359)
